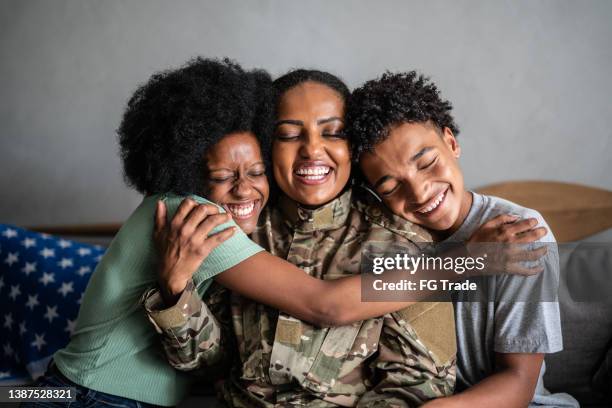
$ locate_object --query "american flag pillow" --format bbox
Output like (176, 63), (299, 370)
(0, 224), (105, 384)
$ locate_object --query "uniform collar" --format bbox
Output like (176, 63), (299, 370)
(279, 189), (352, 232)
(353, 186), (433, 244)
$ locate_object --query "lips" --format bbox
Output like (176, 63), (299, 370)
(416, 187), (448, 215)
(224, 200), (260, 219)
(293, 163), (332, 184)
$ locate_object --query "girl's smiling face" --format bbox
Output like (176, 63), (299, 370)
(272, 81), (351, 207)
(205, 132), (269, 234)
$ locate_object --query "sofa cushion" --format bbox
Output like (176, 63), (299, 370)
(544, 230), (612, 405)
(0, 224), (104, 384)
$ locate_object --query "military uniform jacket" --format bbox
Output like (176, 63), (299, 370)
(144, 189), (456, 407)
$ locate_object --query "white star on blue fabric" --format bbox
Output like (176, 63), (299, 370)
(77, 247), (91, 256)
(8, 284), (21, 301)
(39, 272), (55, 286)
(77, 266), (91, 276)
(4, 252), (19, 266)
(65, 319), (76, 336)
(2, 228), (17, 239)
(19, 321), (26, 335)
(39, 247), (55, 258)
(57, 258), (74, 269)
(58, 282), (74, 297)
(21, 262), (37, 275)
(25, 294), (40, 311)
(3, 313), (13, 330)
(58, 239), (72, 249)
(31, 333), (46, 351)
(3, 342), (13, 357)
(21, 238), (37, 248)
(43, 306), (58, 323)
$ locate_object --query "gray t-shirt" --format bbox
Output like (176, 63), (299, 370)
(444, 192), (578, 407)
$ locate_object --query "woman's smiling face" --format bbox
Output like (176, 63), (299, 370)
(204, 132), (269, 234)
(272, 81), (351, 207)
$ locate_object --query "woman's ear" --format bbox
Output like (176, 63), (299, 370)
(442, 127), (461, 158)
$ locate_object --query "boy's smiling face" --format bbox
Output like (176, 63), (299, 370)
(359, 121), (471, 237)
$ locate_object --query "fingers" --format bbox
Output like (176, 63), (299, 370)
(482, 214), (520, 229)
(172, 198), (200, 230)
(179, 204), (220, 238)
(506, 245), (548, 262)
(171, 200), (222, 239)
(502, 217), (539, 236)
(204, 227), (236, 251)
(514, 226), (548, 243)
(154, 200), (167, 237)
(192, 213), (233, 242)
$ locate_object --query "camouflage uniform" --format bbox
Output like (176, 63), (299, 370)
(144, 189), (456, 407)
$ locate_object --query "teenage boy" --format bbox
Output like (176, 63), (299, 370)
(347, 71), (579, 407)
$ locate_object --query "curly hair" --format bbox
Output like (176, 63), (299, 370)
(346, 71), (459, 161)
(118, 57), (274, 196)
(272, 69), (350, 109)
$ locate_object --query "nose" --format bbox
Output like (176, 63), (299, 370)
(298, 131), (325, 159)
(232, 176), (254, 198)
(403, 176), (431, 207)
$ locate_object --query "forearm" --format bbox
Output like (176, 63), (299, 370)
(426, 354), (543, 408)
(215, 251), (424, 326)
(142, 281), (229, 372)
(428, 371), (533, 407)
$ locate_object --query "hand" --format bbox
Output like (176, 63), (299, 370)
(467, 214), (548, 276)
(154, 198), (236, 304)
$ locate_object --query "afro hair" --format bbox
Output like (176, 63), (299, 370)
(118, 57), (274, 196)
(347, 71), (459, 161)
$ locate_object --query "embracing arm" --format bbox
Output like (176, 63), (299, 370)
(423, 353), (543, 408)
(155, 198), (416, 326)
(157, 200), (548, 327)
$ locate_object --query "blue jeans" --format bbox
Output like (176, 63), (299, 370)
(20, 363), (163, 408)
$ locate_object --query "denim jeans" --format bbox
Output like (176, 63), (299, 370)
(20, 362), (163, 408)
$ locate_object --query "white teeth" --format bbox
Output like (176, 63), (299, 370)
(227, 201), (256, 218)
(295, 166), (331, 177)
(417, 191), (446, 214)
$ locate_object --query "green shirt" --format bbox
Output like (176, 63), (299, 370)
(53, 193), (263, 406)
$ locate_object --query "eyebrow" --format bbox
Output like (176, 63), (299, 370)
(411, 146), (433, 161)
(317, 116), (343, 125)
(372, 147), (433, 188)
(208, 161), (266, 172)
(275, 117), (344, 127)
(275, 119), (303, 127)
(373, 175), (394, 189)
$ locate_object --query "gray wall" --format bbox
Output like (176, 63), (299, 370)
(1, 0), (611, 226)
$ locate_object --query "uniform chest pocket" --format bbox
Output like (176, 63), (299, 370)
(268, 314), (365, 390)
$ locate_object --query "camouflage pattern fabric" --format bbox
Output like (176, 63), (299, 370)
(226, 189), (456, 406)
(143, 280), (234, 380)
(144, 188), (457, 406)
